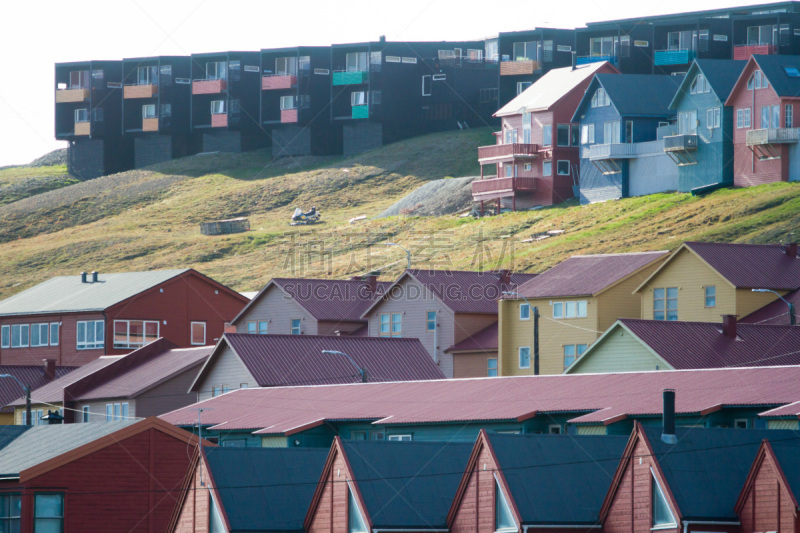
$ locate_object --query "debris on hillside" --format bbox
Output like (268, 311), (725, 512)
(29, 149), (68, 167)
(378, 176), (477, 218)
(200, 217), (250, 236)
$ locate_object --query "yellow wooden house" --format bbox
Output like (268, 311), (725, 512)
(498, 251), (668, 376)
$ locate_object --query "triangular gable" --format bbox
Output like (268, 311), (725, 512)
(360, 271), (453, 318)
(722, 55), (789, 107)
(571, 75), (622, 124)
(188, 334), (258, 393)
(230, 279), (304, 326)
(669, 59), (745, 110)
(633, 243), (736, 295)
(735, 440), (800, 516)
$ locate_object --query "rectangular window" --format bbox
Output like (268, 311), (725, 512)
(350, 91), (366, 106)
(421, 75), (432, 96)
(291, 319), (301, 335)
(564, 344), (576, 368)
(603, 121), (621, 144)
(488, 358), (498, 377)
(191, 322), (206, 345)
(69, 70), (89, 89)
(121, 402), (129, 419)
(105, 404), (113, 421)
(557, 160), (570, 175)
(280, 95), (296, 110)
(426, 311), (436, 331)
(142, 104), (157, 119)
(679, 110), (697, 135)
(31, 323), (49, 347)
(206, 61), (228, 80)
(542, 125), (552, 147)
(345, 51), (368, 72)
(50, 323), (59, 346)
(625, 121), (633, 143)
(74, 108), (89, 123)
(571, 125), (580, 146)
(247, 321), (256, 334)
(210, 100), (226, 114)
(518, 346), (531, 369)
(581, 123), (595, 144)
(707, 107), (721, 129)
(212, 386), (222, 397)
(762, 105), (770, 128)
(379, 314), (390, 336)
(387, 435), (412, 441)
(82, 406), (89, 423)
(113, 403), (121, 421)
(258, 321), (268, 334)
(34, 493), (63, 533)
(787, 104), (794, 128)
(391, 313), (402, 337)
(275, 56), (297, 77)
(523, 163), (532, 171)
(543, 160), (552, 176)
(113, 320), (158, 349)
(772, 104), (780, 129)
(553, 301), (587, 318)
(553, 302), (563, 318)
(11, 324), (29, 348)
(565, 301), (577, 318)
(0, 493), (21, 532)
(0, 325), (8, 348)
(653, 288), (678, 321)
(556, 124), (570, 146)
(705, 286), (716, 307)
(744, 108), (751, 128)
(519, 304), (530, 320)
(737, 109), (744, 129)
(549, 424), (562, 434)
(77, 320), (104, 350)
(516, 81), (532, 95)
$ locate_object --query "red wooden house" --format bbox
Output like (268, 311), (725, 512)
(725, 54), (800, 187)
(473, 60), (617, 212)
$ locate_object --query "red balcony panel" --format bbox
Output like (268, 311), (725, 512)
(733, 44), (776, 60)
(471, 176), (537, 198)
(193, 79), (227, 95)
(281, 109), (299, 123)
(262, 75), (297, 90)
(478, 143), (539, 162)
(142, 118), (159, 132)
(211, 113), (228, 128)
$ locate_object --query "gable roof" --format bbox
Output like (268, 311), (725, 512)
(0, 365), (76, 412)
(494, 61), (616, 117)
(445, 321), (497, 353)
(573, 74), (683, 121)
(487, 433), (628, 525)
(513, 251), (668, 298)
(342, 440), (473, 529)
(191, 333), (444, 391)
(233, 277), (392, 325)
(0, 269), (190, 316)
(204, 447), (329, 532)
(669, 59), (747, 109)
(365, 270), (538, 316)
(766, 439), (800, 505)
(750, 54), (800, 99)
(742, 287), (800, 325)
(0, 426), (31, 452)
(687, 241), (800, 290)
(13, 356), (122, 406)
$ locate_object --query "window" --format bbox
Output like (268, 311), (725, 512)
(513, 40), (539, 61)
(552, 300), (587, 319)
(678, 110), (697, 135)
(542, 125), (552, 147)
(77, 320), (104, 350)
(160, 103), (172, 117)
(291, 319), (301, 335)
(653, 288), (678, 321)
(787, 104), (794, 128)
(495, 481), (516, 531)
(689, 74), (710, 94)
(136, 65), (157, 85)
(707, 107), (721, 129)
(113, 403), (121, 421)
(426, 311), (436, 331)
(142, 104), (157, 119)
(519, 346), (531, 369)
(589, 36), (618, 57)
(121, 402), (129, 419)
(581, 123), (595, 144)
(105, 404), (113, 421)
(519, 304), (530, 320)
(387, 434), (412, 441)
(210, 100), (226, 114)
(113, 320), (158, 349)
(543, 160), (552, 176)
(603, 121), (620, 144)
(549, 424), (562, 434)
(557, 160), (570, 175)
(563, 344), (588, 368)
(704, 286), (716, 307)
(591, 88), (610, 107)
(48, 323), (59, 346)
(34, 493), (63, 533)
(191, 322), (206, 345)
(488, 358), (498, 377)
(247, 321), (256, 334)
(351, 91), (366, 106)
(371, 90), (381, 105)
(0, 325), (8, 348)
(371, 51), (383, 66)
(734, 418), (749, 429)
(379, 314), (390, 336)
(523, 163), (532, 171)
(652, 475), (677, 526)
(69, 70), (89, 89)
(347, 487), (368, 533)
(275, 56), (297, 77)
(11, 324), (29, 348)
(30, 323), (49, 347)
(212, 386), (222, 397)
(391, 313), (402, 337)
(280, 95), (296, 110)
(516, 81), (532, 95)
(737, 109), (744, 129)
(786, 67), (800, 77)
(258, 321), (268, 334)
(74, 108), (89, 123)
(747, 24), (777, 46)
(0, 493), (21, 533)
(350, 430), (384, 440)
(553, 302), (563, 318)
(503, 128), (518, 144)
(82, 406), (90, 423)
(762, 104), (780, 128)
(744, 108), (751, 128)
(556, 124), (570, 146)
(345, 51), (368, 72)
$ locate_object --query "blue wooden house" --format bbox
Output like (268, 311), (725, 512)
(665, 59), (746, 193)
(572, 73), (684, 204)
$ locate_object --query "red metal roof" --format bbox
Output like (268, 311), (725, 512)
(686, 241), (800, 290)
(0, 366), (76, 413)
(160, 366), (800, 432)
(13, 358), (121, 406)
(212, 333), (445, 388)
(445, 322), (498, 353)
(759, 400), (800, 419)
(515, 251), (668, 298)
(741, 288), (800, 326)
(617, 318), (800, 369)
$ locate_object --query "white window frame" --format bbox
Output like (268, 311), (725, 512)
(30, 323), (49, 347)
(206, 61), (227, 80)
(548, 424), (562, 434)
(210, 100), (226, 115)
(519, 304), (530, 321)
(345, 51), (368, 72)
(581, 123), (595, 144)
(74, 108), (89, 123)
(105, 404), (113, 421)
(350, 91), (366, 106)
(142, 104), (157, 119)
(704, 286), (716, 308)
(275, 56), (297, 77)
(11, 324), (29, 348)
(552, 300), (587, 319)
(77, 320), (105, 350)
(387, 434), (412, 441)
(542, 124), (552, 147)
(421, 75), (432, 96)
(707, 107), (721, 129)
(258, 321), (268, 334)
(49, 323), (59, 346)
(744, 108), (751, 128)
(280, 95), (296, 110)
(542, 159), (552, 176)
(519, 346), (531, 369)
(556, 160), (571, 175)
(191, 321), (206, 345)
(113, 319), (159, 349)
(291, 319), (301, 335)
(0, 325), (9, 348)
(82, 406), (90, 423)
(786, 104), (794, 128)
(734, 418), (749, 429)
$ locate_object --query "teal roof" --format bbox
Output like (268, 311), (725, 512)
(0, 269), (189, 316)
(669, 59), (746, 110)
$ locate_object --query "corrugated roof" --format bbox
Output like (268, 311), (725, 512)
(759, 399), (800, 418)
(489, 434), (628, 525)
(0, 269), (189, 316)
(219, 333), (445, 387)
(514, 251), (668, 298)
(596, 74), (684, 117)
(686, 241), (800, 289)
(494, 62), (614, 117)
(445, 322), (497, 353)
(0, 421), (138, 476)
(74, 346), (211, 400)
(670, 60), (746, 110)
(741, 288), (800, 325)
(0, 366), (76, 412)
(205, 447), (329, 532)
(617, 318), (800, 369)
(160, 366), (800, 433)
(11, 357), (122, 406)
(0, 426), (30, 452)
(344, 441), (473, 529)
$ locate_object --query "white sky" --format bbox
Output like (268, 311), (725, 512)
(0, 0), (773, 167)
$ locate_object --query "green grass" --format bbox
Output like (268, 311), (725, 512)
(0, 164), (78, 206)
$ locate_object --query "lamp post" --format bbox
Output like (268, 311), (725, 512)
(322, 350), (368, 382)
(502, 291), (539, 375)
(383, 242), (412, 270)
(0, 374), (31, 426)
(752, 288), (796, 325)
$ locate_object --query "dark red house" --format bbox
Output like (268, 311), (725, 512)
(474, 60), (617, 212)
(0, 269), (247, 366)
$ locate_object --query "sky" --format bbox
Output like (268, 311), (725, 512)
(0, 0), (776, 167)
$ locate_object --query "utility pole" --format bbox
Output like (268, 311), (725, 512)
(533, 306), (540, 375)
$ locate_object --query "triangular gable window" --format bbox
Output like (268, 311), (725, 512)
(495, 480), (516, 531)
(348, 488), (368, 533)
(209, 491), (227, 533)
(652, 474), (677, 527)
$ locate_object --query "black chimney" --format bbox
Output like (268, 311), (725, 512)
(571, 51), (577, 70)
(42, 409), (64, 425)
(364, 274), (378, 293)
(80, 272), (87, 283)
(91, 271), (99, 283)
(662, 389), (677, 444)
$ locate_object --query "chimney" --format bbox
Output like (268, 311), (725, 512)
(786, 242), (798, 257)
(91, 271), (99, 283)
(223, 322), (237, 334)
(364, 274), (378, 293)
(43, 410), (64, 425)
(722, 314), (738, 338)
(80, 272), (87, 283)
(43, 359), (56, 381)
(571, 51), (577, 71)
(350, 276), (362, 281)
(496, 269), (512, 285)
(662, 389), (677, 444)
(379, 35), (386, 43)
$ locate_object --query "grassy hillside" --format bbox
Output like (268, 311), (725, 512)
(0, 127), (799, 299)
(0, 164), (78, 207)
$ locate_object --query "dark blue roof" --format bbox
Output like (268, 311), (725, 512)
(754, 54), (800, 97)
(768, 438), (800, 505)
(574, 74), (683, 122)
(487, 433), (627, 525)
(204, 447), (329, 532)
(0, 426), (30, 452)
(343, 441), (473, 529)
(644, 427), (800, 520)
(669, 60), (746, 109)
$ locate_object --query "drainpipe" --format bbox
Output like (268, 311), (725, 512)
(432, 311), (438, 364)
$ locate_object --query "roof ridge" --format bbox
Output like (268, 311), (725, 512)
(572, 250), (668, 258)
(226, 332), (420, 342)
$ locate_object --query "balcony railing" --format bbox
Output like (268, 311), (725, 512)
(746, 128), (800, 146)
(262, 75), (297, 90)
(124, 84), (158, 99)
(74, 121), (90, 136)
(351, 104), (369, 119)
(576, 55), (616, 66)
(500, 60), (540, 76)
(478, 143), (540, 162)
(193, 79), (227, 95)
(733, 43), (777, 60)
(55, 88), (90, 103)
(654, 49), (696, 66)
(211, 113), (228, 128)
(471, 176), (537, 198)
(587, 140), (666, 160)
(663, 134), (698, 152)
(281, 109), (298, 123)
(333, 70), (368, 85)
(142, 118), (159, 132)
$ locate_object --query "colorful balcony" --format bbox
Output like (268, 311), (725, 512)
(471, 176), (538, 200)
(74, 122), (90, 136)
(478, 143), (539, 163)
(281, 109), (298, 123)
(124, 84), (158, 99)
(142, 118), (159, 132)
(333, 71), (368, 85)
(733, 44), (777, 60)
(746, 128), (800, 146)
(500, 60), (540, 76)
(351, 105), (369, 119)
(55, 88), (90, 103)
(262, 75), (297, 90)
(654, 49), (696, 66)
(576, 55), (616, 66)
(211, 113), (228, 128)
(193, 79), (227, 95)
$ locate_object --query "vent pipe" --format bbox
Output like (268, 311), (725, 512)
(722, 314), (738, 338)
(80, 272), (87, 283)
(662, 389), (677, 444)
(91, 271), (99, 283)
(496, 270), (512, 284)
(786, 242), (798, 257)
(43, 359), (56, 381)
(571, 51), (577, 70)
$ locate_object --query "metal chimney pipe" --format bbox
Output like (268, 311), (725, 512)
(786, 242), (798, 257)
(662, 389), (677, 444)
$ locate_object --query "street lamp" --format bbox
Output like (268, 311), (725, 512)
(0, 374), (31, 426)
(322, 350), (368, 382)
(752, 288), (796, 325)
(384, 242), (412, 270)
(502, 291), (540, 375)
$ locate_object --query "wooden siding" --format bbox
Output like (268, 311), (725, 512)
(136, 366), (201, 417)
(597, 260), (665, 332)
(735, 287), (787, 319)
(308, 446), (359, 533)
(453, 350), (496, 378)
(0, 311), (104, 367)
(78, 400), (135, 423)
(14, 402), (64, 425)
(569, 327), (666, 374)
(450, 441), (507, 533)
(627, 146), (679, 197)
(174, 459), (211, 533)
(234, 285), (318, 335)
(739, 450), (799, 533)
(195, 344), (257, 401)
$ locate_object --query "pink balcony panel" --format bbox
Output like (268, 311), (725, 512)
(733, 44), (777, 60)
(262, 75), (297, 90)
(471, 177), (537, 199)
(193, 79), (227, 95)
(478, 143), (539, 162)
(211, 113), (228, 128)
(281, 109), (299, 123)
